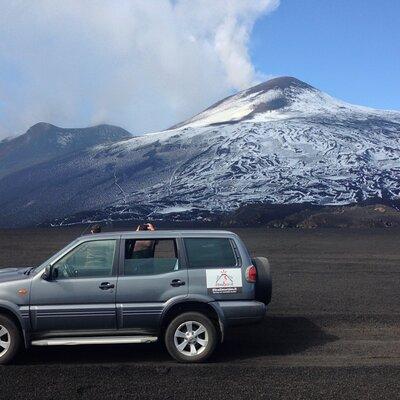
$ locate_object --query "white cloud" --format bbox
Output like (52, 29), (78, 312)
(0, 0), (279, 138)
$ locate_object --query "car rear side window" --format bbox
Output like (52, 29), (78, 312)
(184, 238), (238, 269)
(124, 239), (179, 276)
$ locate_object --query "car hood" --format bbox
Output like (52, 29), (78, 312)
(0, 267), (32, 283)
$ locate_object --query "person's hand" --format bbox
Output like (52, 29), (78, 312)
(136, 223), (155, 231)
(147, 223), (155, 231)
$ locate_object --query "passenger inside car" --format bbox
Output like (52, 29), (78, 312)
(126, 222), (157, 258)
(124, 238), (178, 276)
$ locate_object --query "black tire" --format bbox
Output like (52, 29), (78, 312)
(165, 312), (217, 363)
(0, 314), (22, 365)
(252, 257), (272, 305)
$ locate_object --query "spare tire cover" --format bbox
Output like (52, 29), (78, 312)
(252, 257), (272, 305)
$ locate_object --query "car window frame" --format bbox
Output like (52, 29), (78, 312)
(182, 237), (241, 269)
(118, 237), (185, 277)
(52, 238), (120, 280)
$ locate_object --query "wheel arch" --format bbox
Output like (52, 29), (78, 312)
(0, 302), (29, 348)
(160, 298), (226, 342)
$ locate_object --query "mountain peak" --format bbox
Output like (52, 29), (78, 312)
(245, 76), (314, 95)
(25, 122), (57, 137)
(0, 123), (133, 179)
(23, 122), (132, 140)
(170, 76), (321, 129)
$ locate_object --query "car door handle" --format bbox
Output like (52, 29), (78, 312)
(170, 279), (185, 287)
(99, 282), (115, 290)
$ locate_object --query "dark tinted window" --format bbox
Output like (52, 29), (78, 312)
(184, 238), (237, 268)
(124, 239), (178, 276)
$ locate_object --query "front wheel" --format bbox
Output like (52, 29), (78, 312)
(0, 314), (22, 365)
(165, 312), (217, 363)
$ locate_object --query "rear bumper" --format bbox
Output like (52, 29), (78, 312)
(217, 300), (266, 327)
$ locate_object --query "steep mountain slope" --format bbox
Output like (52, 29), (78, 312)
(171, 77), (400, 128)
(0, 77), (399, 227)
(0, 122), (132, 178)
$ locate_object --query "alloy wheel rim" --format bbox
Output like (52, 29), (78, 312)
(174, 321), (208, 357)
(0, 324), (11, 358)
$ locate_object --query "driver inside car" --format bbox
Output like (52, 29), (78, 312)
(56, 241), (114, 278)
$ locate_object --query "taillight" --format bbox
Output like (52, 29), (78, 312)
(246, 265), (257, 283)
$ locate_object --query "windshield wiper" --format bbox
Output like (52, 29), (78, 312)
(24, 266), (36, 275)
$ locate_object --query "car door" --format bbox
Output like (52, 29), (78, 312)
(116, 236), (188, 332)
(30, 238), (119, 333)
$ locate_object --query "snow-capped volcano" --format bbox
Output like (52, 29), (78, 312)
(0, 76), (399, 227)
(171, 76), (399, 129)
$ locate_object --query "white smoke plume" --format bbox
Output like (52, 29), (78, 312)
(0, 0), (279, 138)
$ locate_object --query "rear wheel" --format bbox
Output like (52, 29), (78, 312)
(165, 312), (217, 363)
(0, 314), (21, 365)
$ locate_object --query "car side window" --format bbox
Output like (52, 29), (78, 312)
(53, 240), (116, 279)
(124, 239), (179, 276)
(184, 238), (238, 268)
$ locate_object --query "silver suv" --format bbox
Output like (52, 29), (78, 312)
(0, 230), (271, 363)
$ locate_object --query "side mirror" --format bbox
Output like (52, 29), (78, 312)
(42, 265), (59, 281)
(42, 265), (52, 281)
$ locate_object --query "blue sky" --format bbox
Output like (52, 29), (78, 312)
(251, 0), (400, 110)
(0, 0), (399, 138)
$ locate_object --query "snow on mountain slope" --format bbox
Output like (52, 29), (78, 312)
(0, 76), (399, 227)
(104, 117), (399, 214)
(170, 77), (400, 129)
